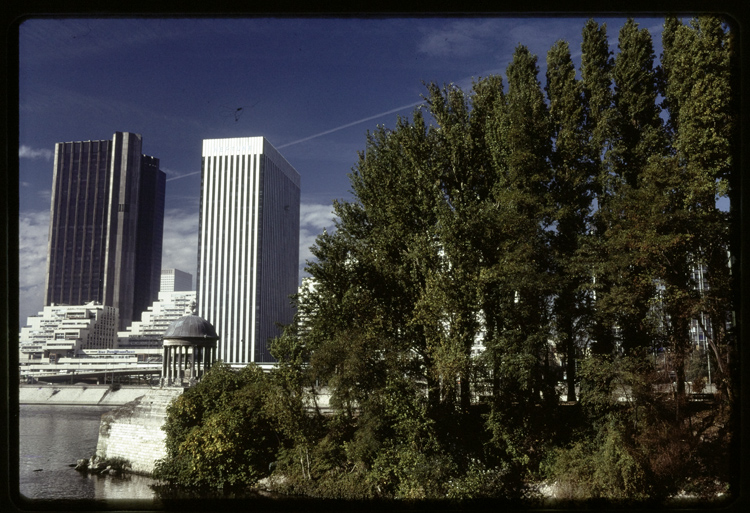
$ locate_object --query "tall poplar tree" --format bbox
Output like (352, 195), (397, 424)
(597, 19), (666, 355)
(546, 40), (593, 402)
(658, 16), (735, 401)
(483, 46), (556, 467)
(580, 19), (616, 357)
(424, 83), (483, 413)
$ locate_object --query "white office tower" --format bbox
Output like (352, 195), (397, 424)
(198, 137), (300, 364)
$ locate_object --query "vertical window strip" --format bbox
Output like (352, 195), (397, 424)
(200, 157), (210, 320)
(245, 153), (253, 362)
(228, 154), (237, 363)
(209, 155), (221, 360)
(207, 155), (215, 327)
(245, 153), (253, 363)
(250, 153), (261, 362)
(239, 154), (248, 363)
(225, 155), (233, 363)
(219, 155), (234, 363)
(218, 155), (228, 362)
(239, 154), (246, 363)
(224, 154), (232, 362)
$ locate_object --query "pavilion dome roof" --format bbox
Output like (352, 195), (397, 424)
(163, 315), (219, 340)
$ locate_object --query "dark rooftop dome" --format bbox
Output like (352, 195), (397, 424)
(163, 314), (219, 340)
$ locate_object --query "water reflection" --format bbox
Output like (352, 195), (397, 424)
(93, 472), (162, 500)
(18, 405), (288, 504)
(19, 405), (163, 501)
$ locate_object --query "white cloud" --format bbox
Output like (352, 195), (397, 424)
(18, 210), (50, 325)
(300, 203), (337, 230)
(299, 203), (339, 276)
(160, 208), (199, 287)
(19, 145), (53, 160)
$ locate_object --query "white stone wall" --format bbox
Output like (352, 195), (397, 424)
(96, 388), (183, 475)
(19, 385), (149, 406)
(104, 422), (168, 474)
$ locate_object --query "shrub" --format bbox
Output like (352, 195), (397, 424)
(153, 363), (277, 489)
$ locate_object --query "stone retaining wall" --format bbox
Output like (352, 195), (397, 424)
(19, 384), (151, 406)
(95, 388), (184, 475)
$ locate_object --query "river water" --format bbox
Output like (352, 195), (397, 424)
(16, 404), (163, 506)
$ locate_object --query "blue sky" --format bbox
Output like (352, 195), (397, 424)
(18, 15), (674, 326)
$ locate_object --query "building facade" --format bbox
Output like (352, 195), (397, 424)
(198, 137), (300, 364)
(132, 155), (167, 323)
(44, 132), (165, 330)
(160, 268), (193, 292)
(117, 290), (197, 349)
(19, 302), (118, 364)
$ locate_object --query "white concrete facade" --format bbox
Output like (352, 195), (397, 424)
(160, 268), (193, 292)
(19, 302), (118, 362)
(117, 290), (197, 348)
(198, 137), (300, 364)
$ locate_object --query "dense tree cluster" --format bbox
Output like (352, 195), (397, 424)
(154, 17), (737, 503)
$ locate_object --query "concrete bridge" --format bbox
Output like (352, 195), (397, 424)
(22, 366), (162, 385)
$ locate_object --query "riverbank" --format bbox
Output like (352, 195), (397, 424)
(19, 404), (162, 501)
(19, 384), (152, 406)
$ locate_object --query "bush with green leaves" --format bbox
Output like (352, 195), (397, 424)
(153, 363), (278, 490)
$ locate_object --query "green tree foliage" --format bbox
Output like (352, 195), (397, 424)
(155, 17), (735, 503)
(153, 363), (278, 489)
(659, 16), (735, 403)
(480, 45), (559, 476)
(546, 349), (732, 501)
(546, 39), (594, 402)
(592, 19), (668, 358)
(580, 19), (617, 356)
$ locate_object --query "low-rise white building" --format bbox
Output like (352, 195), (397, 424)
(19, 302), (118, 364)
(117, 290), (197, 348)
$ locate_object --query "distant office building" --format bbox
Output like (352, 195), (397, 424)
(44, 132), (165, 330)
(117, 290), (197, 349)
(19, 302), (118, 363)
(132, 155), (166, 323)
(198, 137), (300, 364)
(161, 268), (193, 292)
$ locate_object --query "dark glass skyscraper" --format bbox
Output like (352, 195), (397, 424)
(44, 132), (165, 330)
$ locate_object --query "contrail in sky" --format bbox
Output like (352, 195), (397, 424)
(166, 171), (201, 182)
(165, 101), (424, 182)
(277, 101), (423, 149)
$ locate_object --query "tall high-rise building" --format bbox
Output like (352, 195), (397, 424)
(44, 132), (165, 330)
(132, 155), (166, 322)
(198, 137), (300, 364)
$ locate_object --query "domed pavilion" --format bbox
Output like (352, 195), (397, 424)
(161, 314), (219, 387)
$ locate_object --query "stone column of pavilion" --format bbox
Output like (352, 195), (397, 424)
(160, 314), (219, 387)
